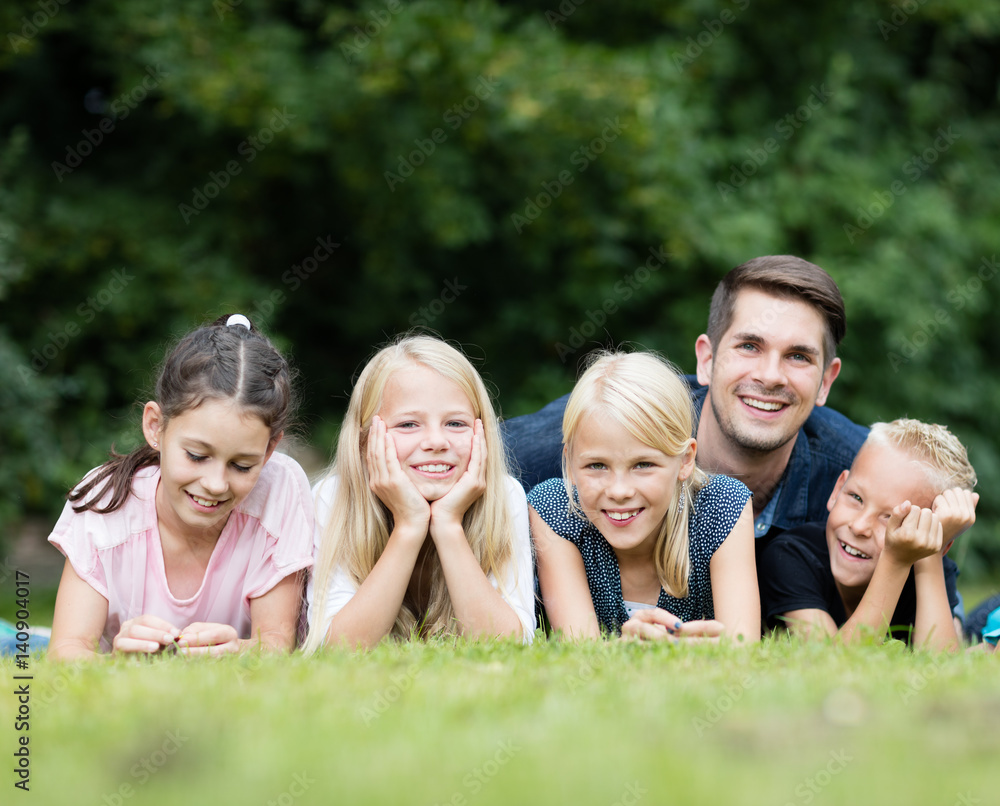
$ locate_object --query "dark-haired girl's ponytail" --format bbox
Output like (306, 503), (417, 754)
(68, 445), (160, 514)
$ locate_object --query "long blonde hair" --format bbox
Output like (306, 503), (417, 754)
(562, 350), (707, 599)
(303, 335), (516, 651)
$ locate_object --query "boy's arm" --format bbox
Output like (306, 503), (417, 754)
(839, 502), (941, 645)
(936, 488), (979, 554)
(758, 527), (838, 640)
(911, 489), (978, 651)
(779, 608), (839, 639)
(912, 554), (959, 651)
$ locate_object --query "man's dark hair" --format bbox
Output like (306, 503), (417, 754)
(706, 255), (846, 367)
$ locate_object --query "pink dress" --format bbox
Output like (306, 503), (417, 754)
(48, 452), (314, 651)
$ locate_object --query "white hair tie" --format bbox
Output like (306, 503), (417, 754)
(226, 314), (252, 330)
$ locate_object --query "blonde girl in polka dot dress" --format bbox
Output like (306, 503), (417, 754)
(528, 351), (760, 642)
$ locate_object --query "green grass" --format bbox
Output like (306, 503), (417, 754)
(2, 637), (998, 806)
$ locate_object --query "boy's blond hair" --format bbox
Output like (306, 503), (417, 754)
(865, 419), (977, 493)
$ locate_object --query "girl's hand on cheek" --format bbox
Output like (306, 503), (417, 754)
(113, 615), (182, 654)
(431, 419), (486, 530)
(367, 416), (430, 533)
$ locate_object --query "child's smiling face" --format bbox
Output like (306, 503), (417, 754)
(376, 363), (477, 502)
(567, 411), (695, 560)
(144, 398), (275, 540)
(825, 441), (937, 593)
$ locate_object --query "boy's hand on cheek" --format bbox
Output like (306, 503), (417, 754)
(932, 488), (978, 554)
(883, 501), (943, 567)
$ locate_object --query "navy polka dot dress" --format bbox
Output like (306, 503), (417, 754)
(528, 475), (751, 635)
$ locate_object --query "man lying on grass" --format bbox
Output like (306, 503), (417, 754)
(758, 419), (977, 651)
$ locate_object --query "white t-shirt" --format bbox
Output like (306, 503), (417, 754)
(307, 475), (536, 643)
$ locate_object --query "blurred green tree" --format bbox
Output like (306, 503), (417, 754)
(1, 0), (998, 574)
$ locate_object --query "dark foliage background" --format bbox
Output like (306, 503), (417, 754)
(2, 0), (998, 575)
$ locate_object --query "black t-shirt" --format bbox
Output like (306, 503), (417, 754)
(758, 522), (960, 644)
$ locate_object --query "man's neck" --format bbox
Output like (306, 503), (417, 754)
(695, 405), (796, 516)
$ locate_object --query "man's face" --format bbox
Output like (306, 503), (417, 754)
(696, 288), (841, 456)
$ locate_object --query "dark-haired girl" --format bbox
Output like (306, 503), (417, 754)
(47, 315), (313, 660)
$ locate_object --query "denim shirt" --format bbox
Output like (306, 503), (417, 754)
(687, 383), (868, 537)
(502, 376), (868, 540)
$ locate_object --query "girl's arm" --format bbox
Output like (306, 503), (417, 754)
(49, 560), (109, 660)
(49, 560), (182, 660)
(708, 499), (761, 642)
(530, 506), (601, 639)
(321, 525), (426, 649)
(429, 421), (522, 639)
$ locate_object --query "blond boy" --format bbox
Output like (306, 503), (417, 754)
(759, 419), (978, 650)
